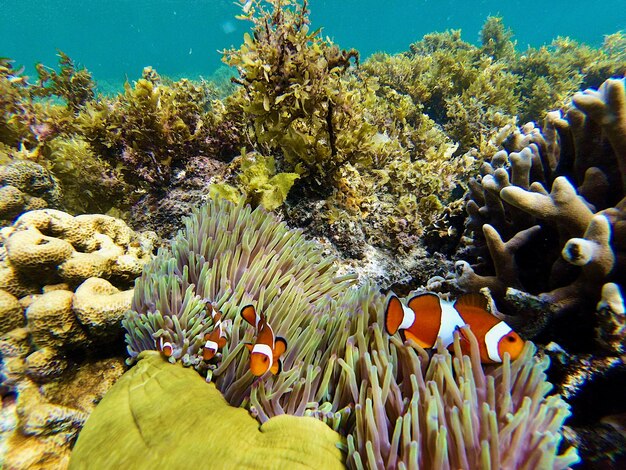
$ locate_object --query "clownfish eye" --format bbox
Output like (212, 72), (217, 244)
(262, 356), (268, 362)
(506, 335), (516, 343)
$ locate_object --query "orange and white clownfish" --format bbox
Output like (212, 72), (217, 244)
(158, 337), (174, 358)
(385, 292), (524, 363)
(202, 308), (228, 361)
(240, 305), (287, 376)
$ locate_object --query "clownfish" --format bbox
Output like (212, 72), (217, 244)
(158, 337), (174, 358)
(240, 305), (287, 376)
(202, 307), (228, 361)
(385, 292), (524, 363)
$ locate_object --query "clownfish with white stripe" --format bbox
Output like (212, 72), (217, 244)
(202, 307), (228, 361)
(385, 292), (524, 363)
(158, 337), (174, 358)
(240, 305), (287, 376)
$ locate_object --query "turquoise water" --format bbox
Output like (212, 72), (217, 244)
(2, 0), (625, 85)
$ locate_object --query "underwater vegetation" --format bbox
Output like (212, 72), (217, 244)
(1, 1), (624, 258)
(80, 197), (577, 469)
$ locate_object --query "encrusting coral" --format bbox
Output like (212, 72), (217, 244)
(114, 197), (577, 468)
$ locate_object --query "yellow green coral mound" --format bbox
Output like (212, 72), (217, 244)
(69, 351), (345, 470)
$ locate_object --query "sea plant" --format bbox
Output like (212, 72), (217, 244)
(223, 0), (373, 187)
(76, 73), (214, 187)
(33, 51), (95, 111)
(209, 150), (300, 211)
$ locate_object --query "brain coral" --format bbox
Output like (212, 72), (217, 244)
(0, 209), (157, 469)
(116, 197), (577, 468)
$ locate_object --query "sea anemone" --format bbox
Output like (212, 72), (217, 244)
(121, 197), (578, 468)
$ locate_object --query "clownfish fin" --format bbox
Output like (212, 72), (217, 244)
(274, 337), (287, 359)
(404, 293), (442, 348)
(403, 329), (431, 349)
(385, 295), (405, 335)
(454, 293), (489, 316)
(241, 305), (259, 327)
(398, 329), (407, 343)
(217, 337), (227, 348)
(212, 311), (222, 323)
(270, 358), (282, 375)
(244, 342), (254, 352)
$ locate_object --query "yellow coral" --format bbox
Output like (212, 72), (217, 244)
(0, 289), (23, 334)
(25, 290), (87, 350)
(6, 228), (74, 270)
(72, 278), (133, 343)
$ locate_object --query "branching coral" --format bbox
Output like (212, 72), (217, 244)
(120, 197), (576, 468)
(456, 78), (626, 346)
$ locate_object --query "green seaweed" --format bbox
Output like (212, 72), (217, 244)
(210, 150), (300, 211)
(223, 0), (369, 187)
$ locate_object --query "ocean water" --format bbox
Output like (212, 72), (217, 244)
(1, 0), (624, 87)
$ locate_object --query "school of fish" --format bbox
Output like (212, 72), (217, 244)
(157, 291), (524, 374)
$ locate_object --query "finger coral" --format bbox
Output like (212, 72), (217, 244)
(119, 197), (576, 468)
(457, 78), (626, 344)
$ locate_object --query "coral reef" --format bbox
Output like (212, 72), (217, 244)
(118, 197), (576, 468)
(456, 77), (625, 343)
(0, 55), (238, 216)
(3, 3), (625, 466)
(0, 209), (156, 469)
(0, 160), (61, 224)
(0, 358), (125, 470)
